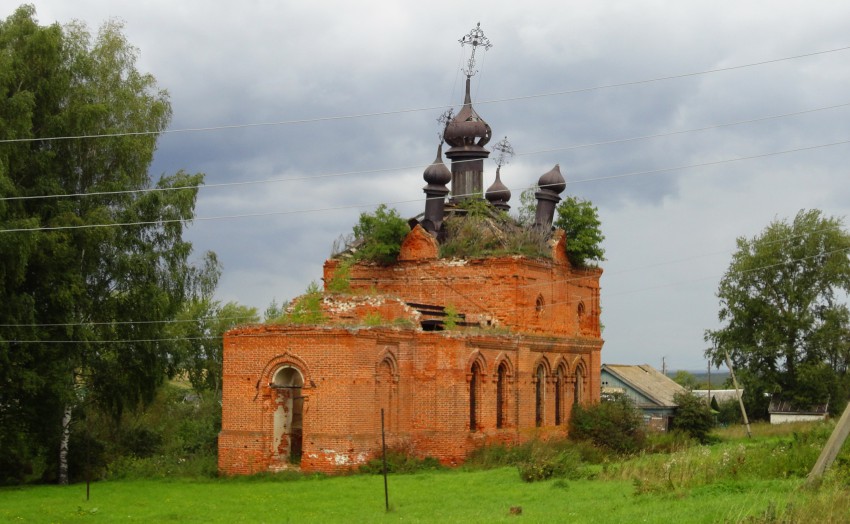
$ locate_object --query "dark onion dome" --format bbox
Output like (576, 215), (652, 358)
(485, 166), (511, 205)
(423, 143), (452, 186)
(443, 78), (492, 148)
(538, 164), (566, 195)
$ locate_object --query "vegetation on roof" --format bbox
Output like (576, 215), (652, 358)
(439, 198), (551, 259)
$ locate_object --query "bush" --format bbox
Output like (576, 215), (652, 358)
(440, 201), (549, 259)
(671, 392), (715, 444)
(351, 204), (410, 264)
(716, 399), (743, 426)
(569, 394), (646, 454)
(554, 196), (605, 267)
(517, 448), (583, 483)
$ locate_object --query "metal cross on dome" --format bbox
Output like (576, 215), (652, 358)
(493, 136), (515, 168)
(459, 22), (492, 78)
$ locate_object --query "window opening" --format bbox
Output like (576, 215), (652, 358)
(470, 362), (481, 431)
(555, 367), (563, 426)
(574, 367), (583, 406)
(535, 364), (545, 427)
(496, 362), (507, 429)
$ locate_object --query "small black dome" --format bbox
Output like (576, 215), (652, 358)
(538, 164), (566, 195)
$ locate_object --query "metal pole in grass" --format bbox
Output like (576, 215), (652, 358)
(724, 349), (751, 438)
(381, 408), (389, 512)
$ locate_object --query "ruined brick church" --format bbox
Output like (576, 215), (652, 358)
(218, 25), (603, 475)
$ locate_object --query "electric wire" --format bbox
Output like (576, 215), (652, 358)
(3, 100), (848, 203)
(5, 243), (847, 342)
(0, 44), (847, 145)
(3, 136), (848, 233)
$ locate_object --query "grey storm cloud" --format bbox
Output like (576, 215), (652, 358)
(24, 0), (850, 370)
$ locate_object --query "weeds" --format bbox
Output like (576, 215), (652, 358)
(359, 444), (443, 475)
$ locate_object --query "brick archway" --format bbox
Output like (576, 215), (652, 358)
(271, 366), (304, 465)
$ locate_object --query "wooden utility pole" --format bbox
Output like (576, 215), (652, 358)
(808, 401), (850, 485)
(707, 361), (712, 407)
(724, 350), (751, 438)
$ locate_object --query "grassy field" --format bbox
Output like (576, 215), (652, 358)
(0, 469), (804, 523)
(2, 422), (849, 523)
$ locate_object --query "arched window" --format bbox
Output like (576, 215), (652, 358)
(535, 294), (545, 316)
(470, 361), (482, 432)
(377, 359), (397, 432)
(554, 366), (566, 426)
(496, 362), (508, 429)
(535, 364), (546, 427)
(272, 366), (304, 464)
(574, 366), (584, 405)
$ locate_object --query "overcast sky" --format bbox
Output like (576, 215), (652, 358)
(22, 1), (850, 371)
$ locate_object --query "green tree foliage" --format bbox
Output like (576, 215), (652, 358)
(168, 256), (258, 397)
(516, 186), (538, 227)
(670, 392), (715, 444)
(705, 210), (850, 418)
(0, 6), (209, 484)
(569, 394), (646, 454)
(554, 196), (606, 267)
(351, 204), (409, 264)
(263, 298), (288, 323)
(673, 370), (698, 390)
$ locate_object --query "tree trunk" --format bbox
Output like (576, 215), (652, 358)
(58, 403), (72, 485)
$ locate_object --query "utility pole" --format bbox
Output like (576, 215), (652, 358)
(808, 401), (850, 484)
(724, 349), (751, 438)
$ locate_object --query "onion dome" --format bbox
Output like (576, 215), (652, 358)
(423, 143), (452, 187)
(443, 78), (492, 149)
(485, 166), (511, 210)
(538, 164), (566, 195)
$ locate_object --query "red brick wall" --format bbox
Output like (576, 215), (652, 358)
(323, 255), (602, 338)
(219, 238), (604, 476)
(220, 325), (602, 475)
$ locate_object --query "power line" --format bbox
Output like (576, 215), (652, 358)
(4, 241), (847, 338)
(4, 100), (848, 203)
(3, 136), (849, 233)
(1, 44), (848, 145)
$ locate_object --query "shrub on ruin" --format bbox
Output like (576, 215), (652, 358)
(351, 204), (410, 264)
(569, 394), (646, 454)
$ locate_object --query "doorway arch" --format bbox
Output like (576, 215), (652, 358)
(272, 366), (304, 464)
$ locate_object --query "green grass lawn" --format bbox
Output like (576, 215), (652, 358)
(4, 422), (849, 523)
(0, 468), (804, 523)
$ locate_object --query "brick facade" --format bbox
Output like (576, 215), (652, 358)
(219, 229), (604, 475)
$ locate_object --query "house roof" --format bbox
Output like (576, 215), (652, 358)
(767, 394), (829, 415)
(601, 364), (687, 408)
(693, 389), (742, 403)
